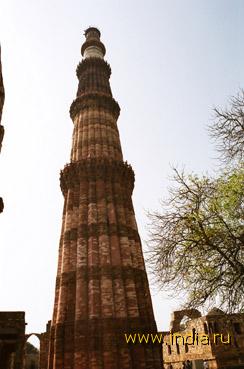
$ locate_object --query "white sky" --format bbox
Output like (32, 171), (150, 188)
(0, 0), (244, 344)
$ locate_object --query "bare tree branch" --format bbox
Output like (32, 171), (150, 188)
(147, 168), (244, 313)
(209, 89), (244, 164)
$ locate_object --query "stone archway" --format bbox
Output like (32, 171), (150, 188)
(169, 309), (202, 332)
(25, 333), (41, 343)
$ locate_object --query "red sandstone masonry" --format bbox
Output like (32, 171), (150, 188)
(46, 28), (162, 369)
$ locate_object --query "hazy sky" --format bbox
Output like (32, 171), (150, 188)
(0, 0), (244, 346)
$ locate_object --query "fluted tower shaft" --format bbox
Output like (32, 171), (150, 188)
(48, 28), (162, 369)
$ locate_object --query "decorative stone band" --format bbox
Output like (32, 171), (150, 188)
(75, 137), (122, 151)
(76, 57), (111, 79)
(69, 93), (120, 120)
(63, 222), (139, 240)
(56, 266), (148, 288)
(81, 39), (106, 57)
(52, 319), (159, 353)
(53, 316), (158, 342)
(60, 158), (134, 195)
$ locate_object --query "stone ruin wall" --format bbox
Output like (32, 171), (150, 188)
(163, 309), (244, 369)
(0, 312), (26, 369)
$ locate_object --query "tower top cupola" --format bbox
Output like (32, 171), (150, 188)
(81, 27), (106, 59)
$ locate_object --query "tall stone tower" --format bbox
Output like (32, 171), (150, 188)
(47, 28), (162, 369)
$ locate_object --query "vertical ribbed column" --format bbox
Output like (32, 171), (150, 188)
(48, 28), (162, 369)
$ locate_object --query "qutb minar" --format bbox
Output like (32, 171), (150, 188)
(46, 28), (162, 369)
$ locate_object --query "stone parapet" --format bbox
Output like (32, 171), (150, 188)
(60, 159), (134, 195)
(70, 93), (120, 121)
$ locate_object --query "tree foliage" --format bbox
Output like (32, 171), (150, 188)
(147, 167), (244, 312)
(148, 91), (244, 312)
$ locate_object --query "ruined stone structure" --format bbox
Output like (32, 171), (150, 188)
(0, 312), (26, 369)
(24, 342), (39, 369)
(163, 309), (244, 369)
(39, 321), (51, 369)
(46, 28), (162, 369)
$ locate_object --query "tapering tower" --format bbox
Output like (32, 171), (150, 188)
(47, 28), (162, 369)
